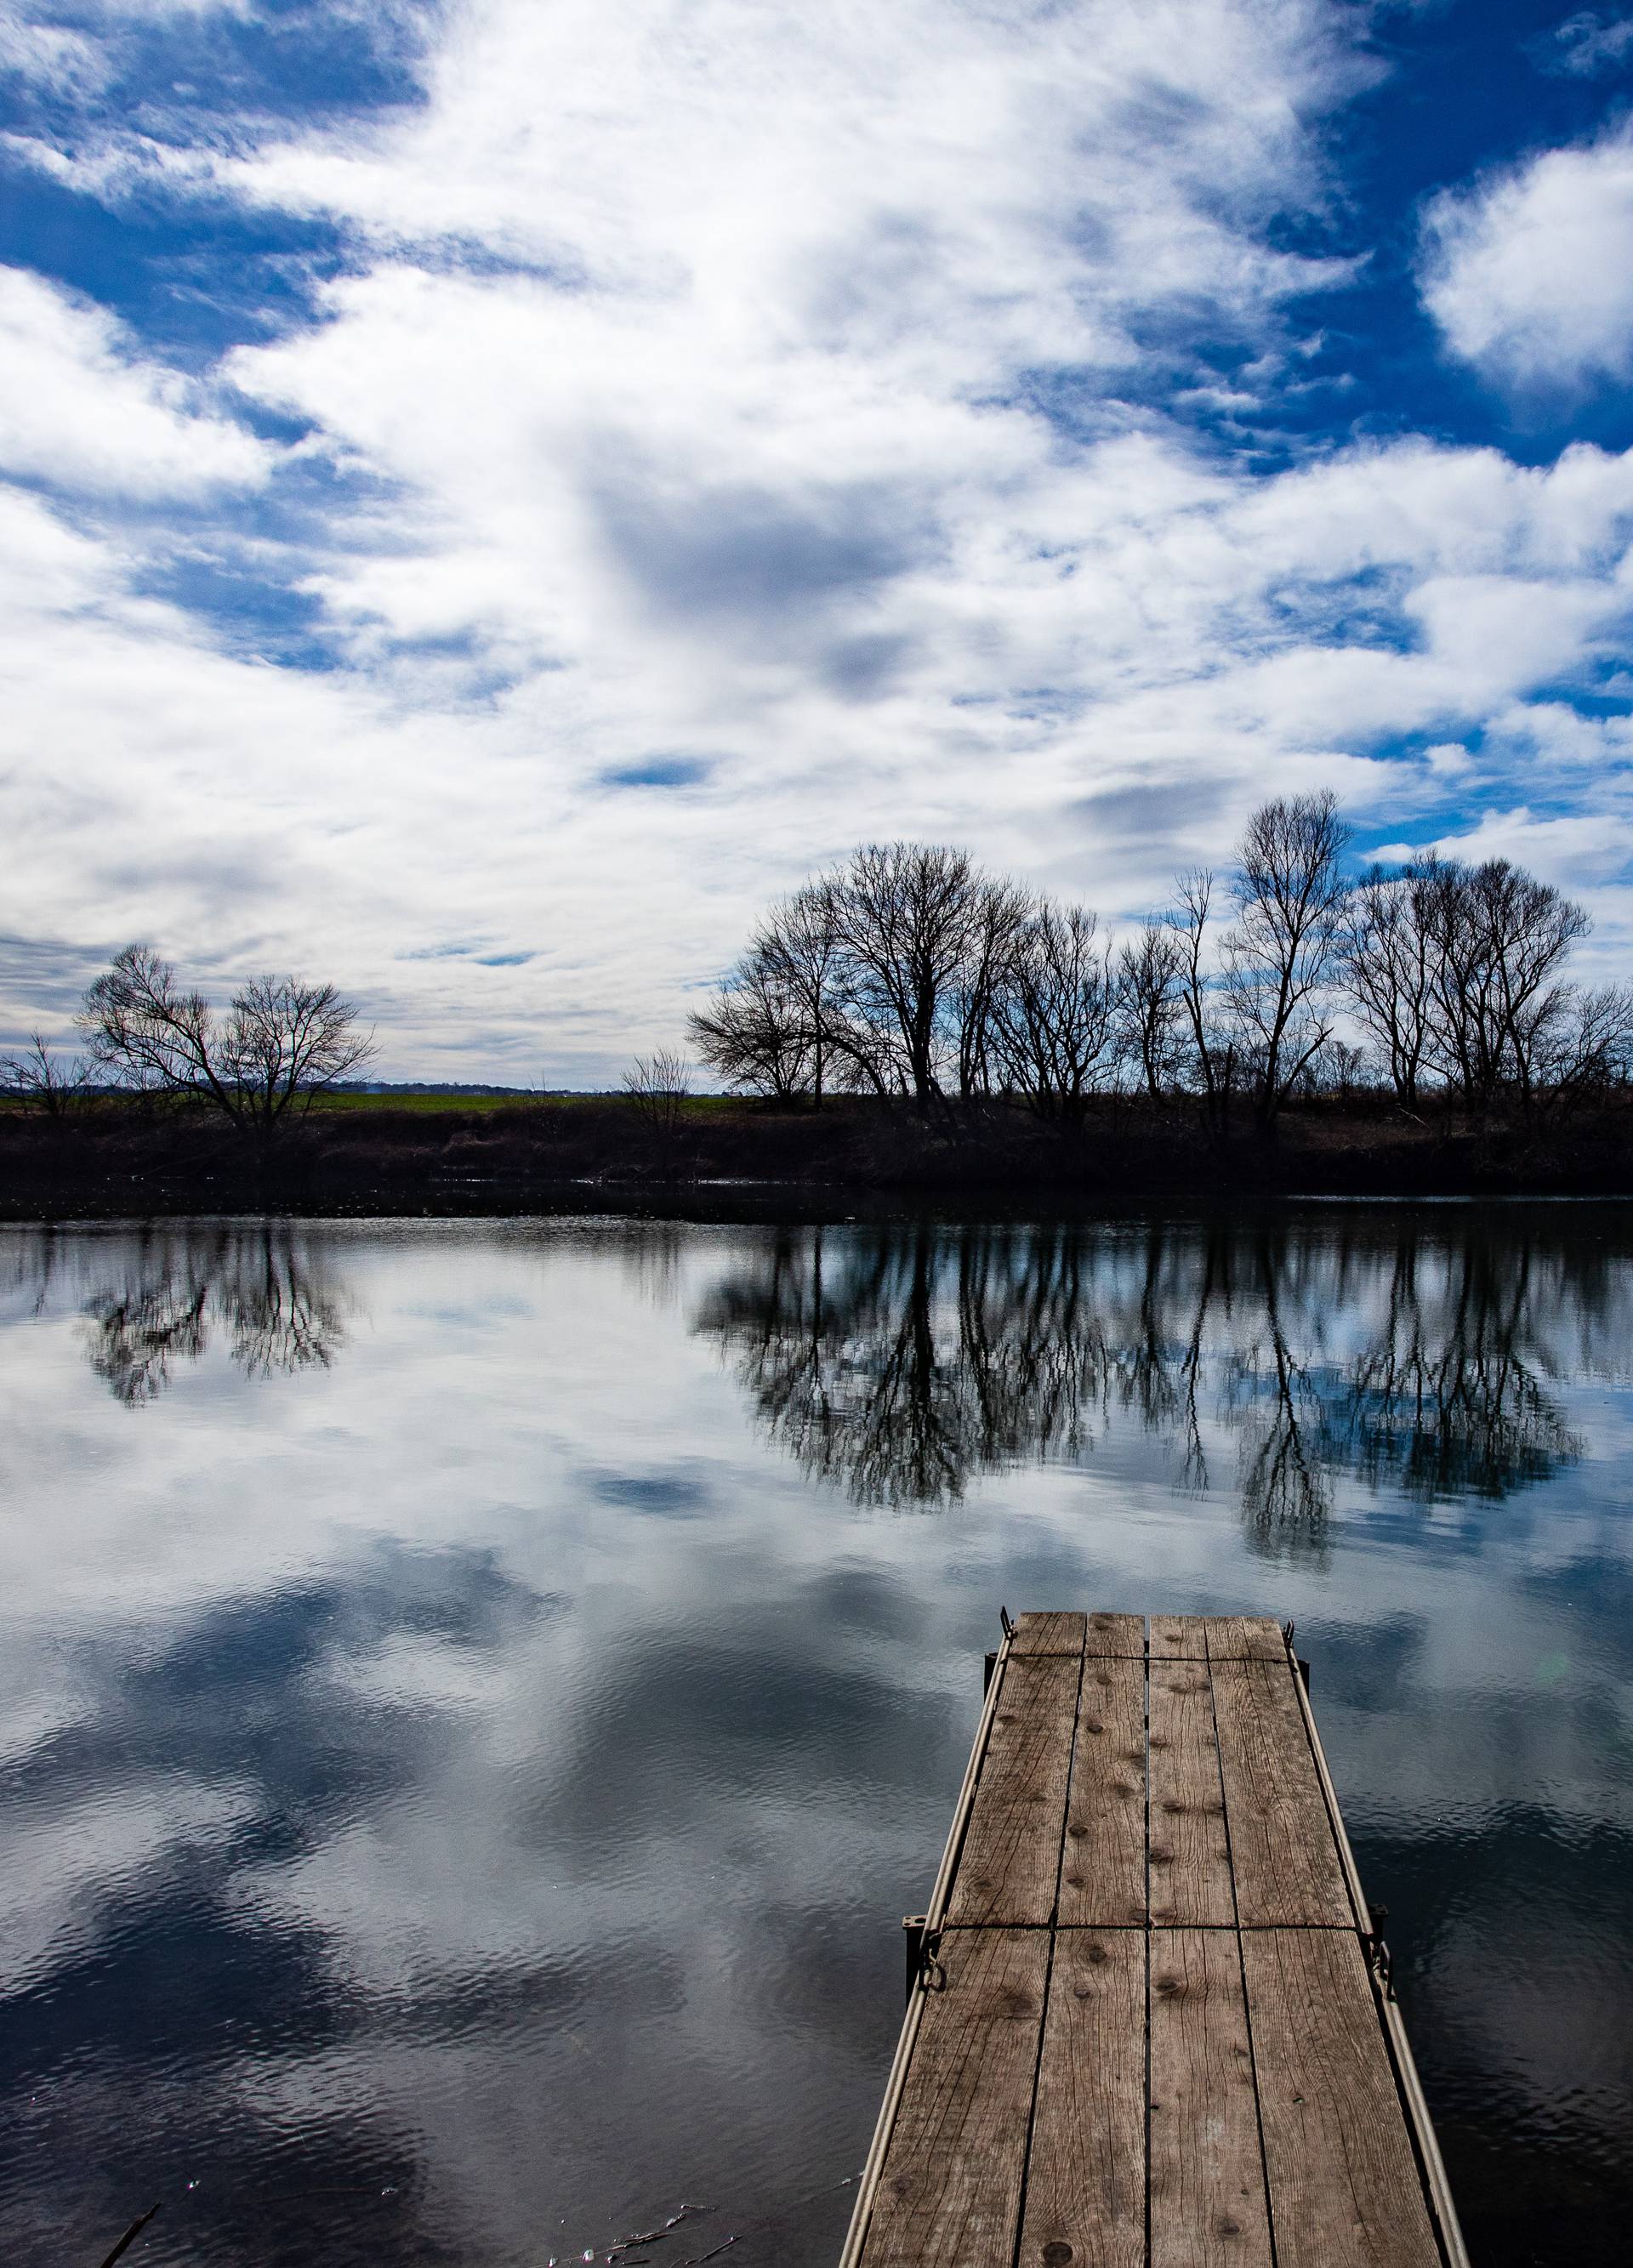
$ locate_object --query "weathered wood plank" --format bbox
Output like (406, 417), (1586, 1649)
(1010, 1611), (1087, 1656)
(1204, 1617), (1288, 1662)
(1149, 1928), (1273, 2268)
(1084, 1611), (1147, 1657)
(1243, 1929), (1442, 2268)
(1150, 1614), (1209, 1659)
(859, 1929), (1050, 2268)
(1147, 1660), (1233, 1927)
(945, 1653), (1078, 1927)
(1211, 1660), (1355, 1928)
(842, 1610), (1465, 2268)
(1058, 1657), (1147, 1927)
(1016, 1930), (1146, 2268)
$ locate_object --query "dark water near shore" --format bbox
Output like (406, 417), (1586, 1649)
(3, 1208), (1632, 2268)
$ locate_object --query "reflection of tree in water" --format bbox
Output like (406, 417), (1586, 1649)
(695, 1216), (1601, 1530)
(82, 1225), (350, 1404)
(697, 1226), (1114, 1507)
(1317, 1232), (1583, 1502)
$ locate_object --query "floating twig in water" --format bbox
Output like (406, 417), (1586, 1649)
(611, 2201), (711, 2254)
(96, 2204), (161, 2268)
(549, 2201), (714, 2265)
(673, 2168), (862, 2266)
(555, 2165), (862, 2268)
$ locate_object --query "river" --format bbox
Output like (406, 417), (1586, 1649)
(3, 1208), (1630, 2266)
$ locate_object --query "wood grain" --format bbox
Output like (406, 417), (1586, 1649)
(1016, 1930), (1146, 2268)
(847, 1612), (1458, 2268)
(1211, 1660), (1355, 1927)
(946, 1653), (1079, 1927)
(1010, 1611), (1088, 1657)
(1084, 1611), (1147, 1657)
(1147, 1660), (1233, 1927)
(1059, 1657), (1147, 1926)
(859, 1928), (1051, 2268)
(1149, 1928), (1272, 2268)
(1243, 1929), (1442, 2267)
(1204, 1617), (1288, 1663)
(1150, 1614), (1210, 1659)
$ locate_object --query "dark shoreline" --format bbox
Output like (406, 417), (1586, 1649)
(4, 1093), (1632, 1220)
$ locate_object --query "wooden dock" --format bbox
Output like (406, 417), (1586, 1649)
(839, 1612), (1468, 2268)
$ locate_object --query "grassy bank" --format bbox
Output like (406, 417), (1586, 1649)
(3, 1090), (1630, 1219)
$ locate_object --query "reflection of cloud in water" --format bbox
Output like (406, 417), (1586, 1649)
(4, 1213), (1633, 2268)
(695, 1216), (1604, 1538)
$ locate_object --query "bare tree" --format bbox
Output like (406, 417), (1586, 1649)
(826, 843), (987, 1105)
(1167, 870), (1238, 1144)
(953, 877), (1032, 1098)
(79, 945), (374, 1133)
(219, 976), (378, 1129)
(757, 882), (859, 1106)
(0, 1032), (94, 1116)
(1113, 925), (1186, 1098)
(1224, 791), (1352, 1134)
(1470, 861), (1588, 1111)
(623, 1047), (691, 1138)
(1344, 859), (1445, 1110)
(688, 883), (873, 1106)
(687, 948), (811, 1102)
(1421, 860), (1590, 1112)
(1528, 982), (1633, 1116)
(989, 902), (1118, 1123)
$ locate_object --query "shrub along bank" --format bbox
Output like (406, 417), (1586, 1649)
(3, 1089), (1631, 1219)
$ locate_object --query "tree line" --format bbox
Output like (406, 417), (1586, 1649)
(687, 795), (1633, 1134)
(1, 944), (374, 1131)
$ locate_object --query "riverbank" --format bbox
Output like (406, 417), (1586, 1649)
(3, 1092), (1630, 1218)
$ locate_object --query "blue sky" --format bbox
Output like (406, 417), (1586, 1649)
(4, 0), (1633, 1078)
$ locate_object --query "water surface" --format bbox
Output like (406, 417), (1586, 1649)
(3, 1209), (1632, 2267)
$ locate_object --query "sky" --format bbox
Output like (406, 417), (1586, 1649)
(4, 0), (1633, 1082)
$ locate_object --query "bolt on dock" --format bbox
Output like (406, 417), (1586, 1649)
(839, 1611), (1468, 2268)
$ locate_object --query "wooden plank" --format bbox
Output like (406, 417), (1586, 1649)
(945, 1653), (1078, 1927)
(1204, 1617), (1288, 1662)
(843, 1611), (1466, 2268)
(1084, 1611), (1147, 1657)
(1150, 1614), (1209, 1659)
(1147, 1660), (1233, 1927)
(1010, 1611), (1087, 1657)
(1058, 1657), (1147, 1927)
(1017, 1930), (1146, 2268)
(858, 1928), (1050, 2268)
(1211, 1660), (1355, 1928)
(1149, 1928), (1273, 2268)
(1243, 1930), (1442, 2268)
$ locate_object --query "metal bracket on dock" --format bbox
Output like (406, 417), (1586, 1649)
(1280, 1620), (1312, 1691)
(999, 1605), (1014, 1638)
(1363, 1905), (1396, 2000)
(902, 1916), (945, 2004)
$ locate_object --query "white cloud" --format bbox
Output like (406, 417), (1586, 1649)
(1541, 11), (1633, 79)
(0, 15), (107, 96)
(0, 266), (270, 497)
(1421, 124), (1633, 392)
(3, 0), (1633, 1070)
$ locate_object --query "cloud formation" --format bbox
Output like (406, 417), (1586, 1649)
(3, 0), (1633, 1074)
(0, 265), (270, 495)
(1421, 123), (1633, 394)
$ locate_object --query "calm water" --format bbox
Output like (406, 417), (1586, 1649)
(3, 1209), (1632, 2268)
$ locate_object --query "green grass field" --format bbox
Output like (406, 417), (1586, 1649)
(312, 1089), (741, 1116)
